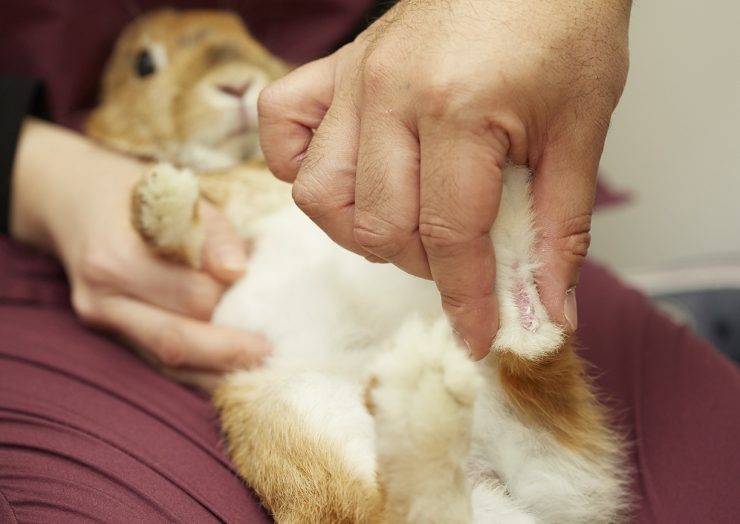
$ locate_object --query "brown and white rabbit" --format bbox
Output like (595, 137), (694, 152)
(87, 9), (629, 524)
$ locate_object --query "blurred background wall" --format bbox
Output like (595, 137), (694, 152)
(591, 0), (740, 275)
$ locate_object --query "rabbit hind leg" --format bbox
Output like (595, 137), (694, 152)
(215, 368), (383, 524)
(366, 318), (482, 524)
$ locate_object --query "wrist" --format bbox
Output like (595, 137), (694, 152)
(9, 118), (73, 250)
(9, 118), (143, 258)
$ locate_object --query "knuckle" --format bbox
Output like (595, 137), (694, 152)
(361, 50), (395, 96)
(78, 248), (118, 287)
(420, 79), (468, 119)
(440, 293), (467, 313)
(440, 293), (492, 336)
(561, 230), (591, 264)
(418, 214), (468, 256)
(290, 178), (314, 210)
(291, 176), (331, 219)
(153, 327), (186, 367)
(256, 81), (283, 117)
(543, 213), (592, 263)
(71, 289), (98, 325)
(353, 212), (410, 260)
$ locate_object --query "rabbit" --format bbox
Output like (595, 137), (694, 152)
(87, 9), (629, 524)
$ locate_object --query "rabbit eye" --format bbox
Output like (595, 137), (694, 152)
(135, 50), (156, 77)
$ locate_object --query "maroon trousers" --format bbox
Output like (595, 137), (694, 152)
(1, 237), (739, 523)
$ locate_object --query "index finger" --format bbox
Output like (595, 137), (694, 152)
(418, 121), (509, 359)
(258, 55), (337, 182)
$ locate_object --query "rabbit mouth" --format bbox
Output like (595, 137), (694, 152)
(224, 124), (250, 140)
(218, 119), (256, 146)
(218, 104), (257, 143)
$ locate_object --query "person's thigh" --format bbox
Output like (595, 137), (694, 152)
(0, 241), (270, 523)
(578, 262), (740, 524)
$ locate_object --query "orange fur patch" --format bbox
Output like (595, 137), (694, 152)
(214, 373), (384, 524)
(496, 339), (617, 457)
(197, 158), (289, 209)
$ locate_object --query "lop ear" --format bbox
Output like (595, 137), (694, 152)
(86, 98), (170, 160)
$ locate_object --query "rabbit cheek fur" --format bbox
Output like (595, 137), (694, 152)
(89, 10), (629, 524)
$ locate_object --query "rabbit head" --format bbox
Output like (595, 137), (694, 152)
(87, 9), (289, 170)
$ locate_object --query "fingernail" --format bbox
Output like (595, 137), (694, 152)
(564, 288), (578, 332)
(217, 247), (245, 272)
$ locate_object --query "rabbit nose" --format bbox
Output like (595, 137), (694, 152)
(217, 82), (250, 98)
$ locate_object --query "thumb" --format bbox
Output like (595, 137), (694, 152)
(531, 136), (601, 333)
(199, 201), (247, 283)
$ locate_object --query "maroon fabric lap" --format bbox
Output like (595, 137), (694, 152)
(0, 240), (271, 523)
(576, 263), (740, 523)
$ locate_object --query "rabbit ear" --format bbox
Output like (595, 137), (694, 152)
(86, 99), (172, 161)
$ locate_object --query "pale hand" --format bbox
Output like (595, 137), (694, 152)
(10, 119), (270, 375)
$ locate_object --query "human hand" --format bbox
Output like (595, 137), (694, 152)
(10, 119), (270, 373)
(259, 0), (631, 358)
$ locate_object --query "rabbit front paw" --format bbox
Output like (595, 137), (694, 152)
(131, 163), (204, 267)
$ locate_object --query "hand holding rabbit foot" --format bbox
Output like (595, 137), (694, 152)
(259, 0), (631, 358)
(10, 120), (270, 383)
